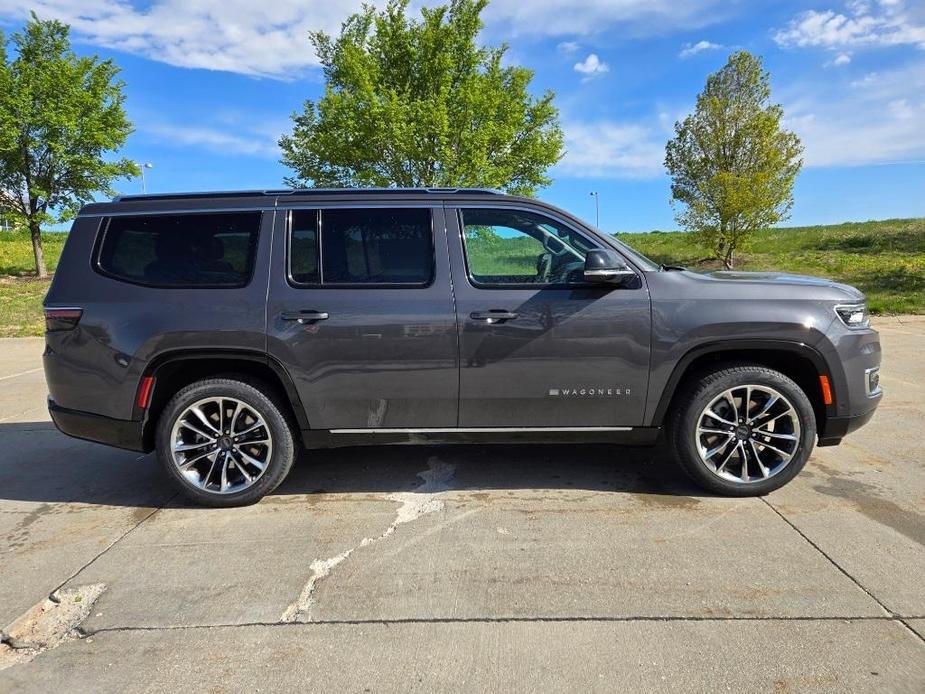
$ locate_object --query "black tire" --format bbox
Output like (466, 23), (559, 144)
(155, 378), (297, 507)
(669, 363), (816, 497)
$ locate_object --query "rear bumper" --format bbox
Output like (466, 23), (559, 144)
(817, 406), (878, 447)
(48, 399), (147, 453)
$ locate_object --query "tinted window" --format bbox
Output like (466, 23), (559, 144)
(289, 207), (433, 286)
(461, 208), (594, 286)
(98, 212), (261, 287)
(289, 210), (319, 284)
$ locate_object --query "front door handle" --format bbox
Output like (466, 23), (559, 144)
(281, 310), (329, 324)
(470, 310), (518, 323)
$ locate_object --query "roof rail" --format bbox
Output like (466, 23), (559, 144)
(111, 187), (504, 203)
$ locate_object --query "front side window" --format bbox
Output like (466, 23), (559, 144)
(97, 212), (261, 287)
(289, 207), (433, 286)
(461, 208), (595, 286)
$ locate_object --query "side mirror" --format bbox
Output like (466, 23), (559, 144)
(583, 249), (636, 285)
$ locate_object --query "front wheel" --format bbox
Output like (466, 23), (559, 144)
(670, 364), (817, 496)
(155, 378), (297, 507)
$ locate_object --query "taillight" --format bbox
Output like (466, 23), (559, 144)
(44, 307), (83, 332)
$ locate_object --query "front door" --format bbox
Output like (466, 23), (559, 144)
(445, 205), (651, 428)
(266, 204), (458, 430)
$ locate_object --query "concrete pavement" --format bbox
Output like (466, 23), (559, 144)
(1, 319), (923, 691)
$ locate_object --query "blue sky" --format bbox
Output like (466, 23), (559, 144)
(1, 0), (924, 232)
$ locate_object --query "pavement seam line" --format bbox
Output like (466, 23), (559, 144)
(896, 618), (925, 646)
(79, 614), (925, 636)
(47, 491), (178, 599)
(760, 497), (896, 618)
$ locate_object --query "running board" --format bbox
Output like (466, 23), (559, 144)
(302, 426), (659, 450)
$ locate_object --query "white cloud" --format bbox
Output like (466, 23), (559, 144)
(0, 1), (735, 78)
(678, 39), (722, 58)
(887, 97), (915, 120)
(774, 1), (925, 51)
(573, 53), (610, 79)
(0, 0), (367, 78)
(558, 120), (664, 179)
(829, 51), (853, 65)
(141, 122), (282, 158)
(561, 53), (925, 179)
(557, 41), (580, 54)
(781, 57), (925, 167)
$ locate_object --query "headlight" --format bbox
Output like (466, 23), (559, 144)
(835, 303), (869, 329)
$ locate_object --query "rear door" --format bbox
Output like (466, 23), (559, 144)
(266, 202), (458, 430)
(445, 203), (651, 428)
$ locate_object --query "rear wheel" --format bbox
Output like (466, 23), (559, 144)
(156, 378), (296, 507)
(670, 364), (816, 496)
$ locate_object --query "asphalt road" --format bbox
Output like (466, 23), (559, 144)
(1, 318), (923, 692)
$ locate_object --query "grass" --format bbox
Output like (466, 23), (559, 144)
(0, 277), (51, 337)
(0, 230), (66, 276)
(0, 231), (65, 338)
(0, 219), (922, 337)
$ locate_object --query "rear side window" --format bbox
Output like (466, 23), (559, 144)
(97, 212), (261, 288)
(289, 208), (433, 286)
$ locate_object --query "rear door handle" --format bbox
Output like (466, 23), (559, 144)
(470, 310), (518, 323)
(281, 310), (329, 324)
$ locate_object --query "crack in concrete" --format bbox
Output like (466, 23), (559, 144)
(47, 491), (175, 599)
(0, 584), (106, 670)
(0, 490), (175, 671)
(281, 457), (456, 623)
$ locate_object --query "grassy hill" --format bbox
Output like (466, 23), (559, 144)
(1, 218), (922, 337)
(615, 218), (924, 314)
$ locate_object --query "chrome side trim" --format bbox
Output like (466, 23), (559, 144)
(330, 426), (634, 434)
(583, 269), (636, 277)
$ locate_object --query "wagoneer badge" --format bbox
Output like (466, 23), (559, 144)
(548, 387), (631, 397)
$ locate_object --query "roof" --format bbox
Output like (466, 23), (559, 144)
(112, 187), (504, 203)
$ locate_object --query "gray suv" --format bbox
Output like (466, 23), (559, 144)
(42, 188), (882, 506)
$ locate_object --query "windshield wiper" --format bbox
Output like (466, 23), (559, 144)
(659, 264), (686, 271)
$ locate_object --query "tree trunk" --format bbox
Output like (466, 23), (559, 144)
(723, 245), (735, 270)
(29, 221), (47, 279)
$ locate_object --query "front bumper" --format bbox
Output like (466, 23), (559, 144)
(814, 320), (882, 445)
(818, 405), (879, 446)
(48, 398), (146, 452)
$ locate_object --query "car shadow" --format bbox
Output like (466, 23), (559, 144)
(0, 421), (708, 507)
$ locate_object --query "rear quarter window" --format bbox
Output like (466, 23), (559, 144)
(96, 212), (261, 287)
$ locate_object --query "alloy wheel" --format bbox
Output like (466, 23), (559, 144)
(695, 384), (801, 484)
(169, 396), (273, 494)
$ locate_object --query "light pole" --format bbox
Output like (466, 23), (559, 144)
(589, 191), (600, 228)
(138, 162), (153, 193)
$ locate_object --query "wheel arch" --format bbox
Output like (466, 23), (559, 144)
(651, 340), (842, 438)
(138, 349), (308, 452)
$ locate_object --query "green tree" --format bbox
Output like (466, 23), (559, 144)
(664, 51), (803, 269)
(0, 16), (137, 278)
(280, 0), (563, 195)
